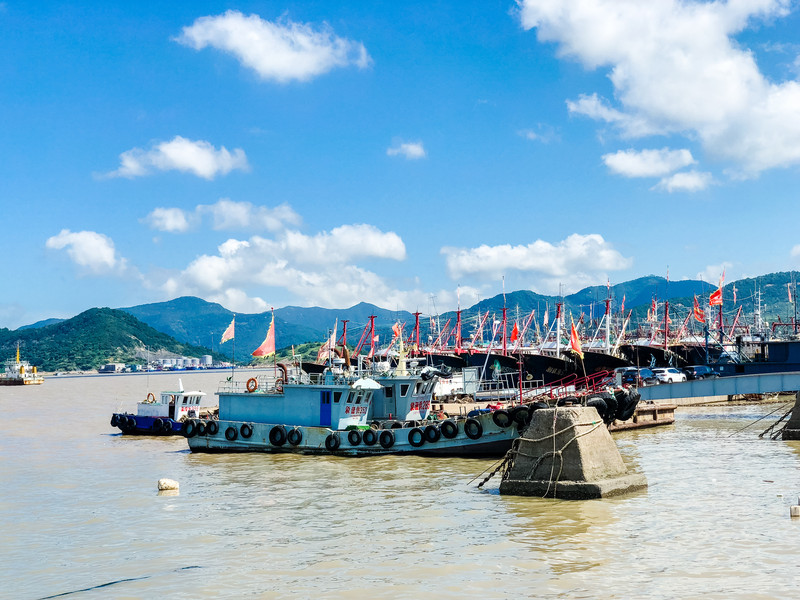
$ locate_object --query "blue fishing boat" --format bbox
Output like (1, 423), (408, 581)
(111, 379), (212, 435)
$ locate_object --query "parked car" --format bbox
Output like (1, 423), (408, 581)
(682, 365), (719, 380)
(652, 367), (687, 383)
(619, 367), (659, 386)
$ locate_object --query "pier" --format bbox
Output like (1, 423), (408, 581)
(638, 372), (800, 404)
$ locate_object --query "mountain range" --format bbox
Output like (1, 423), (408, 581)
(3, 271), (799, 371)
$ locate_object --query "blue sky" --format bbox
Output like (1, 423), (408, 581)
(3, 0), (800, 329)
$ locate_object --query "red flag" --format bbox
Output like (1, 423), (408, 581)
(709, 287), (723, 306)
(789, 283), (793, 304)
(693, 296), (706, 323)
(569, 318), (584, 359)
(733, 285), (737, 304)
(510, 322), (519, 342)
(392, 322), (402, 338)
(620, 294), (625, 315)
(651, 298), (657, 316)
(221, 317), (235, 344)
(252, 315), (275, 357)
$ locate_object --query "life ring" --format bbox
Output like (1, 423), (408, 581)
(146, 392), (156, 403)
(347, 430), (362, 446)
(246, 378), (258, 393)
(362, 429), (378, 446)
(464, 418), (482, 440)
(325, 433), (341, 451)
(269, 425), (287, 446)
(240, 423), (253, 438)
(424, 424), (441, 443)
(225, 426), (238, 441)
(440, 420), (458, 439)
(408, 427), (425, 447)
(287, 428), (303, 446)
(379, 429), (395, 449)
(275, 377), (284, 393)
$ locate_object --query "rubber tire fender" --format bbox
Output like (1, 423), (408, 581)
(492, 409), (513, 428)
(183, 420), (197, 438)
(362, 428), (378, 446)
(379, 429), (395, 449)
(464, 418), (483, 440)
(287, 428), (303, 446)
(240, 424), (253, 439)
(197, 421), (207, 436)
(205, 420), (218, 435)
(269, 425), (287, 446)
(408, 427), (425, 447)
(440, 419), (458, 439)
(510, 406), (530, 426)
(110, 414), (119, 427)
(424, 424), (441, 443)
(325, 433), (341, 451)
(347, 430), (362, 446)
(225, 426), (238, 441)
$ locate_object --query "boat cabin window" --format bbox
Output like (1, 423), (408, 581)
(415, 381), (424, 394)
(383, 386), (393, 398)
(400, 384), (410, 397)
(355, 392), (362, 404)
(333, 391), (342, 403)
(345, 393), (353, 403)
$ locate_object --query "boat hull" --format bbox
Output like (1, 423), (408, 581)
(111, 413), (182, 436)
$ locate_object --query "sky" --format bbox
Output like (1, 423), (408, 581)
(3, 0), (800, 330)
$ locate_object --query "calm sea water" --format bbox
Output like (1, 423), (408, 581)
(2, 371), (800, 599)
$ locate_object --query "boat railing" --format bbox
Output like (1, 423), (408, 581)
(474, 372), (546, 404)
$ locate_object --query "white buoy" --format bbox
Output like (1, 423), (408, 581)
(790, 505), (800, 518)
(158, 478), (179, 491)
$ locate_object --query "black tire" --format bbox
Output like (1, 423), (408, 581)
(287, 428), (303, 446)
(424, 424), (441, 443)
(347, 430), (362, 446)
(325, 433), (340, 451)
(557, 395), (580, 406)
(511, 406), (530, 426)
(390, 421), (404, 429)
(530, 401), (549, 412)
(162, 420), (173, 434)
(598, 393), (618, 422)
(240, 424), (253, 439)
(379, 429), (395, 449)
(153, 418), (164, 432)
(440, 420), (458, 439)
(362, 428), (377, 446)
(586, 397), (610, 424)
(225, 426), (238, 441)
(492, 409), (513, 428)
(464, 418), (483, 440)
(408, 427), (425, 447)
(269, 425), (287, 446)
(205, 420), (217, 435)
(110, 414), (119, 427)
(197, 421), (207, 436)
(183, 420), (197, 438)
(619, 390), (641, 421)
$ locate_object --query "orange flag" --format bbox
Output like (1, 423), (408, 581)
(709, 287), (723, 306)
(252, 315), (275, 357)
(693, 296), (706, 323)
(569, 318), (584, 359)
(510, 322), (519, 342)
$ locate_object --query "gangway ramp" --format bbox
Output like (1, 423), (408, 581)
(638, 372), (800, 402)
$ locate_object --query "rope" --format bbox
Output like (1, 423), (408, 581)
(726, 402), (793, 438)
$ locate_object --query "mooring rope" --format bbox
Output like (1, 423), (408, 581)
(726, 402), (793, 438)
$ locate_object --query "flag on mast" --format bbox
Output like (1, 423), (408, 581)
(789, 283), (793, 303)
(693, 296), (706, 323)
(569, 317), (584, 359)
(510, 321), (519, 343)
(252, 314), (275, 357)
(317, 320), (338, 362)
(709, 287), (723, 306)
(221, 316), (235, 344)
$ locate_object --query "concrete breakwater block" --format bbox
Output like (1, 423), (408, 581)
(781, 392), (800, 440)
(499, 406), (647, 500)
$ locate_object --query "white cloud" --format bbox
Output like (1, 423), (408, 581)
(158, 224), (409, 311)
(654, 170), (714, 192)
(387, 141), (426, 160)
(441, 233), (632, 293)
(145, 208), (192, 233)
(518, 124), (559, 143)
(790, 245), (800, 258)
(45, 229), (127, 275)
(603, 147), (695, 177)
(105, 136), (249, 180)
(519, 0), (800, 176)
(696, 263), (732, 285)
(175, 10), (371, 83)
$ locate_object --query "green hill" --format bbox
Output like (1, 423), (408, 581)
(0, 307), (223, 372)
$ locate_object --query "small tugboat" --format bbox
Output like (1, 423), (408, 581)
(0, 344), (44, 386)
(111, 379), (212, 435)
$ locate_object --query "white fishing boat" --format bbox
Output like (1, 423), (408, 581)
(0, 345), (44, 386)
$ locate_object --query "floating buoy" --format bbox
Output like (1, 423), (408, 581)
(157, 478), (179, 491)
(790, 505), (800, 518)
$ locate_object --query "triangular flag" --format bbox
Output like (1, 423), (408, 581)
(221, 317), (235, 344)
(252, 315), (275, 357)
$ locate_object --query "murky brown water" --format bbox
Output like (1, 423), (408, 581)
(3, 372), (800, 599)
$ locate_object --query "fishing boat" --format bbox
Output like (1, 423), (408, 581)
(110, 379), (212, 435)
(0, 345), (44, 386)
